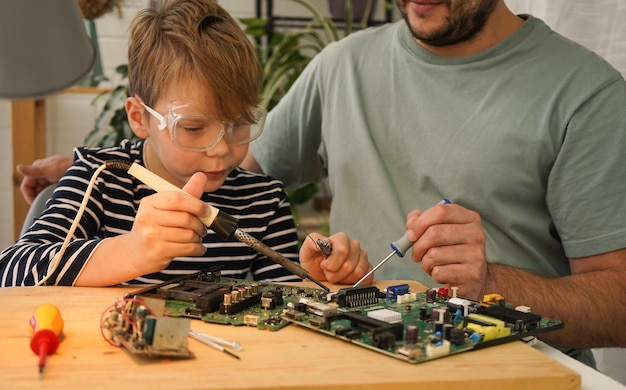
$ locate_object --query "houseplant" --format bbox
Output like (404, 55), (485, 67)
(83, 64), (132, 147)
(240, 0), (341, 111)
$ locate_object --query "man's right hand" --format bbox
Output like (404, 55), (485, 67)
(16, 155), (73, 204)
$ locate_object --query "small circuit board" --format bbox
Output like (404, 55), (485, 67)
(100, 296), (195, 359)
(110, 268), (563, 363)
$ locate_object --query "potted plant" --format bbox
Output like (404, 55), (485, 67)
(83, 64), (132, 147)
(240, 0), (342, 111)
(240, 0), (354, 216)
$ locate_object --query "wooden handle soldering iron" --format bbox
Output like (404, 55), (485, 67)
(108, 161), (330, 292)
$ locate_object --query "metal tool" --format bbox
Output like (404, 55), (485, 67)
(352, 199), (451, 287)
(189, 330), (241, 360)
(108, 161), (331, 292)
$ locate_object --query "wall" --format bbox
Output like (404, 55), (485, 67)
(507, 0), (626, 77)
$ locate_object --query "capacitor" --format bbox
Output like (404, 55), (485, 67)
(426, 288), (437, 303)
(443, 323), (453, 340)
(405, 325), (419, 344)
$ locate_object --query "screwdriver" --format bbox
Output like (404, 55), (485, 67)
(353, 199), (451, 287)
(107, 161), (331, 292)
(29, 304), (64, 377)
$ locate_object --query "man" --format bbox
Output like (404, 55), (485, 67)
(243, 0), (626, 365)
(17, 0), (626, 365)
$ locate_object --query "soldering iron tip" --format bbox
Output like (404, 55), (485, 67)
(308, 276), (331, 292)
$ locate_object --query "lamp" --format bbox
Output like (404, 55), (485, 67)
(0, 0), (96, 99)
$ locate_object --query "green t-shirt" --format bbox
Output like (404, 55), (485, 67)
(252, 16), (626, 286)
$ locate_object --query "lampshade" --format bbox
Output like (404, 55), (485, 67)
(0, 0), (97, 99)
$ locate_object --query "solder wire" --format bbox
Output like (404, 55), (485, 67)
(35, 163), (108, 286)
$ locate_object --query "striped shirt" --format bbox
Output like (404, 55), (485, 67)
(0, 140), (301, 286)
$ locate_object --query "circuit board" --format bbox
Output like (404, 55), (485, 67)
(117, 268), (563, 364)
(283, 284), (563, 363)
(125, 268), (329, 331)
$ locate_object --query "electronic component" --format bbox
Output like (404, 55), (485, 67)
(367, 308), (402, 323)
(336, 285), (380, 307)
(463, 314), (511, 342)
(426, 338), (451, 358)
(100, 297), (193, 359)
(386, 284), (410, 300)
(302, 299), (337, 318)
(476, 304), (541, 332)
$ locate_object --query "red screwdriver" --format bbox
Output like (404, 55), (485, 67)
(29, 304), (64, 377)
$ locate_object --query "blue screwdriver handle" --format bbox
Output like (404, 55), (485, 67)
(352, 199), (451, 288)
(390, 199), (451, 257)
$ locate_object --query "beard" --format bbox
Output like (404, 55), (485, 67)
(397, 0), (499, 47)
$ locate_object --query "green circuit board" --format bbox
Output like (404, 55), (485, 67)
(124, 268), (564, 364)
(282, 285), (564, 363)
(127, 269), (329, 331)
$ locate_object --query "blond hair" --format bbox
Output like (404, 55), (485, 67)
(127, 0), (262, 123)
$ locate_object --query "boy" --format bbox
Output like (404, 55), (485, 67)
(0, 0), (372, 287)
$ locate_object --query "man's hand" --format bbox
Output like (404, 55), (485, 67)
(406, 202), (487, 300)
(16, 155), (73, 204)
(299, 232), (373, 285)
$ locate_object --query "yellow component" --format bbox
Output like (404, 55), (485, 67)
(482, 293), (504, 304)
(465, 314), (511, 341)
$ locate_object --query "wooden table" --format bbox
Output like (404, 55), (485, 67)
(0, 281), (580, 389)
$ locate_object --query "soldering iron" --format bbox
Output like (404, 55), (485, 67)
(107, 160), (331, 292)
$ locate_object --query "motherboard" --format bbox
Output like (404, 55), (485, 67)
(101, 267), (563, 363)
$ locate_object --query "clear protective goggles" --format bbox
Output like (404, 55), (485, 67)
(141, 101), (266, 152)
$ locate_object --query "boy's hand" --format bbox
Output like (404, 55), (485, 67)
(124, 172), (210, 274)
(299, 232), (373, 285)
